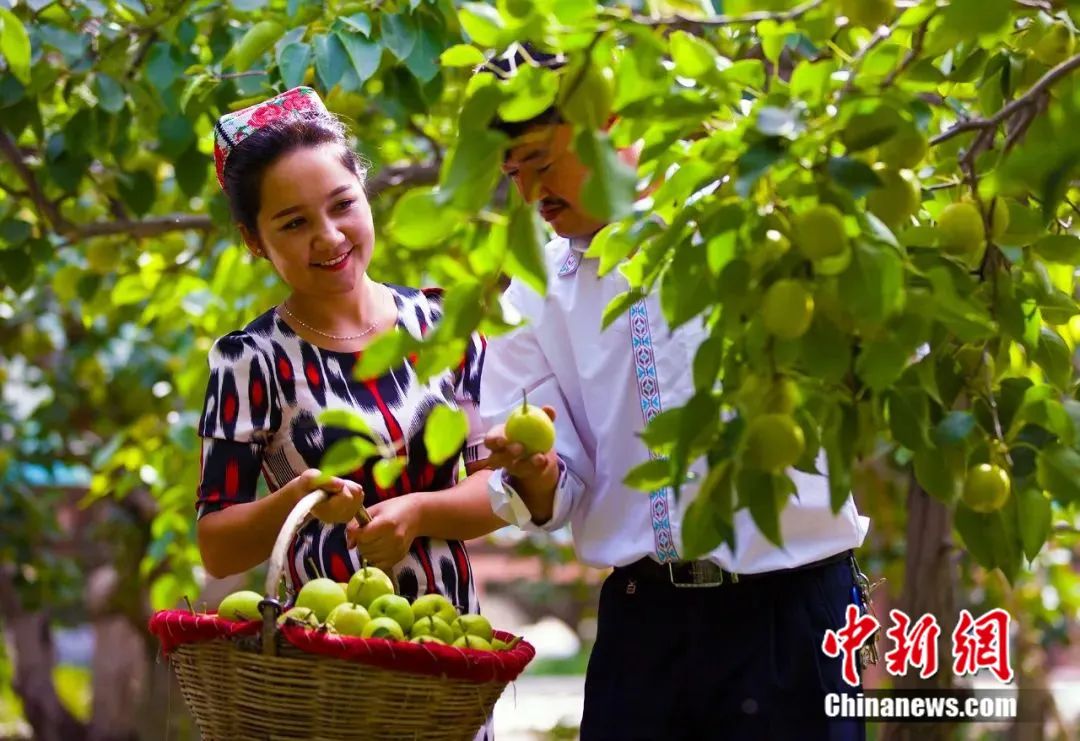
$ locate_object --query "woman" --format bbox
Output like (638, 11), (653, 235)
(195, 87), (504, 626)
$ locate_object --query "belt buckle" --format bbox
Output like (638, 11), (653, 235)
(668, 560), (725, 588)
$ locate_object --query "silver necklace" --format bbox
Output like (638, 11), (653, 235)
(280, 301), (378, 341)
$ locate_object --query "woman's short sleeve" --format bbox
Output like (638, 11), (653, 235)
(456, 331), (488, 467)
(196, 332), (273, 519)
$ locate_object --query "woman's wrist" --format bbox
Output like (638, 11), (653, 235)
(410, 493), (430, 538)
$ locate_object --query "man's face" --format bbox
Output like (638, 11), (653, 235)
(501, 123), (607, 239)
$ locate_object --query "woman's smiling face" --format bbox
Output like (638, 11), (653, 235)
(244, 143), (375, 295)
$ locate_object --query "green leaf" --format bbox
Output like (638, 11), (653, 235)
(440, 128), (504, 211)
(403, 14), (441, 83)
(314, 33), (349, 89)
(0, 247), (34, 292)
(737, 468), (788, 547)
(388, 188), (462, 248)
(117, 170), (156, 217)
(574, 129), (636, 222)
(721, 59), (765, 90)
(735, 141), (784, 197)
(1017, 488), (1051, 561)
(669, 30), (717, 80)
(336, 30), (381, 84)
(886, 387), (930, 451)
(855, 337), (910, 392)
(827, 157), (883, 198)
(602, 289), (645, 331)
(0, 9), (31, 84)
(941, 0), (1011, 37)
(586, 222), (632, 276)
(459, 3), (503, 47)
(158, 115), (195, 158)
(423, 406), (468, 465)
(226, 20), (284, 72)
(800, 316), (851, 383)
(175, 145), (208, 198)
(680, 463), (735, 559)
(913, 445), (962, 502)
(146, 42), (181, 91)
(638, 408), (684, 452)
(373, 457), (407, 489)
(1036, 444), (1080, 505)
(0, 218), (31, 245)
(838, 242), (904, 326)
(441, 44), (485, 67)
(321, 436), (379, 477)
(924, 268), (998, 342)
(1009, 385), (1073, 444)
(505, 198), (548, 296)
(822, 403), (856, 513)
(1032, 234), (1080, 264)
(111, 275), (149, 306)
(497, 63), (558, 122)
(789, 59), (835, 105)
(1034, 328), (1072, 391)
(353, 328), (419, 381)
(841, 109), (899, 152)
(412, 338), (466, 384)
(933, 411), (976, 446)
(94, 74), (125, 114)
(277, 41), (312, 89)
(692, 332), (723, 393)
(623, 458), (672, 490)
(318, 409), (373, 436)
(340, 12), (372, 35)
(381, 13), (417, 60)
(660, 244), (712, 329)
(671, 391), (720, 487)
(954, 505), (998, 571)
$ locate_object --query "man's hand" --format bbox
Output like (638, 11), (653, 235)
(483, 405), (560, 522)
(345, 496), (423, 572)
(484, 405), (558, 477)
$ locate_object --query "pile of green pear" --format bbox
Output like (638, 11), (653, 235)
(215, 565), (516, 651)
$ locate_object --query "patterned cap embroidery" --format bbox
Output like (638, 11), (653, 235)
(213, 86), (331, 189)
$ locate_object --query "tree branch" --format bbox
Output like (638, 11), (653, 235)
(931, 52), (1080, 146)
(366, 161), (440, 198)
(605, 0), (823, 31)
(881, 12), (933, 88)
(407, 118), (444, 167)
(75, 214), (214, 240)
(0, 131), (74, 235)
(841, 20), (896, 95)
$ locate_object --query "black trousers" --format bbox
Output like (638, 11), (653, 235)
(580, 555), (868, 741)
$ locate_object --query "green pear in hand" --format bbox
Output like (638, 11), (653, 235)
(505, 391), (556, 456)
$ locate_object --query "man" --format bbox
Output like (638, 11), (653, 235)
(478, 46), (870, 740)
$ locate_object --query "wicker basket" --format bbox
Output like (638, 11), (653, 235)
(149, 490), (535, 740)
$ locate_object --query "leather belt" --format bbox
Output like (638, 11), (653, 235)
(617, 550), (852, 589)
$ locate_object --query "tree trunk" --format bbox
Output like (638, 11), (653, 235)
(1007, 590), (1059, 741)
(880, 478), (960, 741)
(0, 567), (87, 741)
(87, 614), (144, 741)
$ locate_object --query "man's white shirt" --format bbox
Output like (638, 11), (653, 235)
(479, 235), (869, 573)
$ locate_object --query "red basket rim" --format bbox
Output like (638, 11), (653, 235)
(148, 609), (535, 684)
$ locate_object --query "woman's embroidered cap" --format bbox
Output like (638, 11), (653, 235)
(213, 86), (330, 189)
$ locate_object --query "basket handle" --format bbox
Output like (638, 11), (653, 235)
(260, 489), (372, 655)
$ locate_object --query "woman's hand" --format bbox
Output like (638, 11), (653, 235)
(346, 495), (424, 571)
(285, 469), (365, 524)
